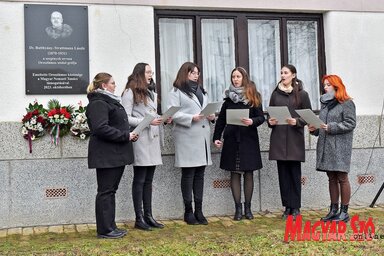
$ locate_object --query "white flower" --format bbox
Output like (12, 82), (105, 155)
(31, 135), (36, 140)
(30, 118), (37, 125)
(54, 114), (59, 119)
(80, 134), (86, 139)
(22, 127), (28, 135)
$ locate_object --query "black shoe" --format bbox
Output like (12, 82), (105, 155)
(97, 229), (126, 239)
(184, 212), (199, 225)
(282, 207), (291, 220)
(333, 204), (350, 223)
(144, 213), (164, 229)
(194, 211), (208, 225)
(115, 228), (127, 235)
(135, 215), (153, 231)
(234, 203), (243, 221)
(194, 201), (208, 225)
(291, 208), (301, 221)
(321, 203), (339, 222)
(244, 203), (254, 220)
(184, 201), (199, 225)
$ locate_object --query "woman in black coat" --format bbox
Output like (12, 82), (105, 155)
(213, 67), (265, 220)
(268, 64), (312, 220)
(86, 72), (138, 239)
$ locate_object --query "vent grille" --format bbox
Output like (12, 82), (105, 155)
(213, 179), (231, 188)
(45, 187), (67, 198)
(357, 174), (375, 184)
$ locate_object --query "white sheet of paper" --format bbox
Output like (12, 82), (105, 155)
(226, 109), (249, 126)
(161, 106), (181, 121)
(266, 106), (292, 125)
(132, 114), (156, 134)
(200, 102), (223, 117)
(295, 109), (324, 129)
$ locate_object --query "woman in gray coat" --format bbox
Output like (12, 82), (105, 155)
(268, 64), (312, 220)
(122, 63), (166, 230)
(308, 74), (356, 222)
(167, 62), (215, 225)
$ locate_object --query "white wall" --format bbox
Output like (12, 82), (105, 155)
(324, 11), (384, 115)
(0, 2), (155, 121)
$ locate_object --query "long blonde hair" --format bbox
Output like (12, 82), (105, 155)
(87, 73), (112, 93)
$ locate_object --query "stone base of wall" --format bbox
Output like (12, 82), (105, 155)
(0, 115), (383, 229)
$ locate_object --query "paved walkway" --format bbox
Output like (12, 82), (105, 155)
(1, 205), (383, 238)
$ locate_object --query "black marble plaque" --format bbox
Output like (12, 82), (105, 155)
(25, 4), (89, 94)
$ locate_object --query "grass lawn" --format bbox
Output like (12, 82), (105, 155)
(1, 206), (383, 255)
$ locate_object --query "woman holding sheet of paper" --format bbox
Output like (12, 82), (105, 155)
(308, 75), (355, 223)
(213, 67), (265, 221)
(86, 72), (138, 239)
(121, 63), (168, 231)
(267, 64), (312, 220)
(167, 62), (215, 225)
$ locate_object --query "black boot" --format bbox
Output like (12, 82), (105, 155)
(234, 203), (243, 221)
(194, 201), (208, 225)
(184, 201), (198, 225)
(144, 212), (164, 229)
(134, 213), (152, 231)
(321, 203), (339, 222)
(334, 204), (350, 222)
(244, 203), (254, 220)
(282, 207), (291, 220)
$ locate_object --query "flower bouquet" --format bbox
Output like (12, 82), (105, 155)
(21, 101), (47, 153)
(46, 99), (74, 146)
(70, 101), (90, 140)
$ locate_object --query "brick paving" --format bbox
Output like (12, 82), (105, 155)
(0, 205), (383, 237)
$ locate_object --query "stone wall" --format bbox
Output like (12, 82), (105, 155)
(0, 115), (383, 229)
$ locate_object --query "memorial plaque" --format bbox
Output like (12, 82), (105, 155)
(24, 4), (89, 94)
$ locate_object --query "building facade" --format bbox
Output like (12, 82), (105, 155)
(0, 0), (383, 229)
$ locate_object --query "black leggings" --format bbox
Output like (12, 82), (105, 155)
(132, 166), (156, 216)
(181, 166), (205, 203)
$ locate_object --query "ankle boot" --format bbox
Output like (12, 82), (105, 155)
(291, 208), (301, 221)
(134, 213), (152, 231)
(184, 201), (198, 225)
(282, 207), (291, 220)
(144, 211), (164, 229)
(194, 201), (208, 225)
(321, 203), (339, 222)
(234, 203), (243, 221)
(244, 203), (254, 220)
(334, 204), (350, 222)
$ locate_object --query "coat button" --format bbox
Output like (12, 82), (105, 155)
(202, 125), (205, 128)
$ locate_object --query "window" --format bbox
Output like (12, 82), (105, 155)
(155, 11), (325, 111)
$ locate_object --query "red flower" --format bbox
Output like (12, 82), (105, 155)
(37, 116), (44, 123)
(60, 108), (71, 119)
(32, 109), (39, 116)
(48, 109), (57, 116)
(22, 112), (33, 122)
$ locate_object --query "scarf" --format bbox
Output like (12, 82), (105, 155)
(96, 88), (121, 102)
(278, 82), (293, 93)
(147, 80), (156, 101)
(188, 80), (203, 106)
(224, 84), (248, 104)
(320, 91), (338, 110)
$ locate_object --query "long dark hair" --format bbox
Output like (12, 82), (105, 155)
(231, 67), (262, 107)
(173, 62), (206, 97)
(277, 64), (303, 107)
(123, 62), (150, 105)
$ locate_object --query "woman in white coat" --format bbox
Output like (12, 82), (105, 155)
(122, 63), (165, 231)
(167, 62), (215, 225)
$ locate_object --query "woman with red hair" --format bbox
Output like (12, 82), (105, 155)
(308, 74), (356, 222)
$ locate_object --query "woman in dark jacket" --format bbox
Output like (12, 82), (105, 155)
(213, 67), (265, 220)
(309, 75), (356, 223)
(86, 72), (138, 239)
(268, 64), (312, 220)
